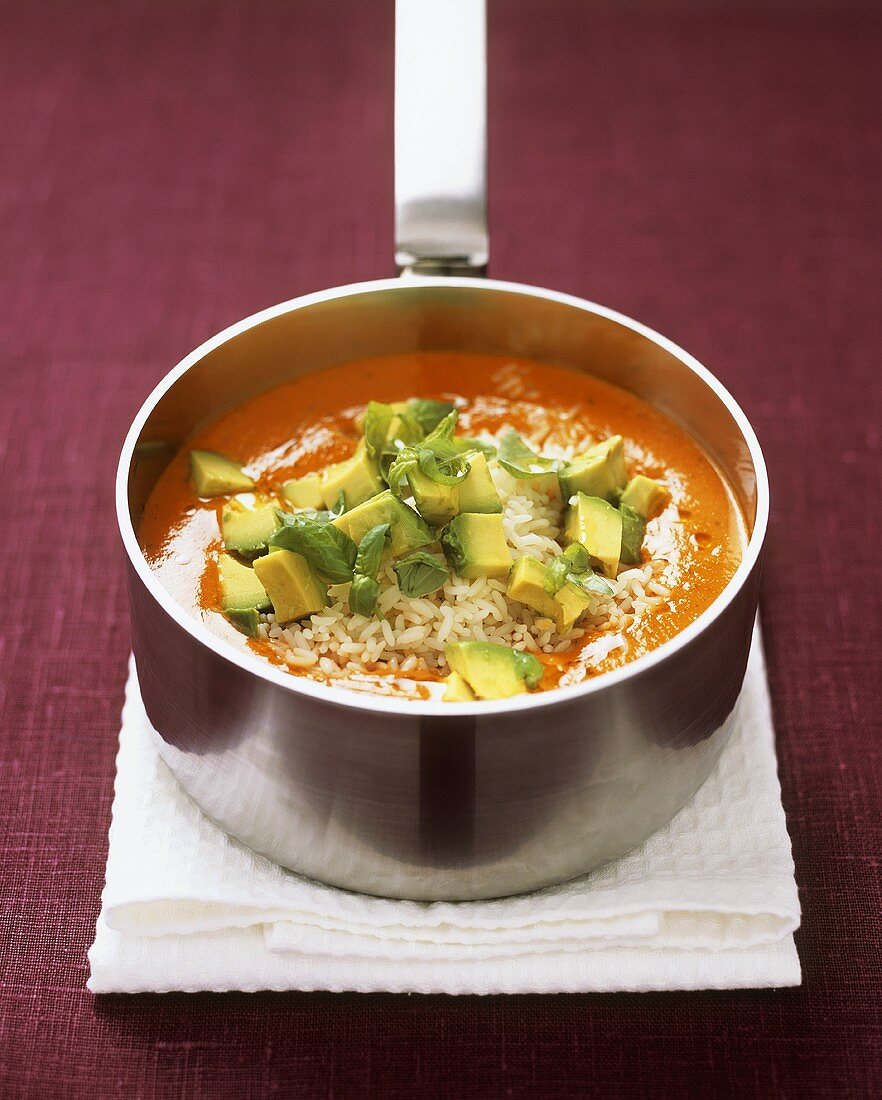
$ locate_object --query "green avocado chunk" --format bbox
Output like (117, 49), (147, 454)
(440, 512), (513, 579)
(445, 641), (543, 700)
(221, 500), (282, 558)
(559, 436), (627, 504)
(319, 447), (385, 511)
(218, 552), (271, 612)
(332, 490), (433, 558)
(564, 494), (623, 578)
(407, 467), (459, 526)
(619, 503), (647, 566)
(456, 452), (503, 514)
(226, 607), (260, 638)
(407, 450), (503, 525)
(506, 555), (592, 633)
(252, 548), (328, 623)
(620, 474), (668, 519)
(442, 671), (477, 702)
(190, 450), (255, 497)
(281, 472), (325, 511)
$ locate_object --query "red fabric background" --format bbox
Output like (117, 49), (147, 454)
(1, 0), (880, 1095)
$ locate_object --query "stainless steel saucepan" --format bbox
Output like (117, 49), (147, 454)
(117, 0), (768, 901)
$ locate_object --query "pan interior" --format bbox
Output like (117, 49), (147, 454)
(125, 280), (760, 549)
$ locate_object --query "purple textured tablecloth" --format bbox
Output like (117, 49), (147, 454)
(1, 0), (879, 1095)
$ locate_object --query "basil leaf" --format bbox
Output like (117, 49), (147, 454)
(276, 505), (336, 526)
(543, 543), (607, 596)
(391, 410), (424, 448)
(407, 399), (456, 434)
(513, 649), (544, 689)
(349, 574), (380, 617)
(543, 556), (572, 596)
(270, 515), (357, 584)
(386, 446), (420, 497)
(415, 446), (470, 486)
(571, 570), (614, 597)
(386, 431), (469, 496)
(393, 549), (448, 597)
(363, 401), (396, 459)
(354, 523), (390, 580)
(563, 542), (590, 572)
(424, 409), (459, 444)
(365, 401), (424, 467)
(452, 437), (497, 458)
(439, 518), (467, 575)
(407, 413), (469, 487)
(497, 429), (563, 479)
(331, 490), (347, 516)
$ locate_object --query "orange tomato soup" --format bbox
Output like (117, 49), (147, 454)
(139, 353), (745, 698)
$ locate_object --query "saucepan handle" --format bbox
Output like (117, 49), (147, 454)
(395, 0), (488, 277)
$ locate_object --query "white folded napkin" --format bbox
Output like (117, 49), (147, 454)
(88, 627), (800, 994)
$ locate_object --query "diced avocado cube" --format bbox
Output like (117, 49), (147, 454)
(457, 452), (503, 514)
(506, 556), (592, 633)
(332, 489), (433, 558)
(440, 512), (513, 579)
(190, 450), (255, 497)
(226, 607), (260, 638)
(559, 436), (627, 504)
(407, 451), (502, 525)
(407, 467), (459, 526)
(221, 500), (282, 558)
(443, 671), (477, 702)
(619, 504), (646, 566)
(554, 580), (595, 632)
(445, 641), (541, 700)
(219, 552), (271, 612)
(252, 548), (327, 623)
(620, 474), (668, 519)
(564, 494), (623, 578)
(319, 450), (384, 511)
(281, 472), (325, 510)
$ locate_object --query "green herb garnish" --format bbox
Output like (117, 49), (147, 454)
(271, 515), (357, 584)
(386, 410), (470, 496)
(354, 523), (391, 580)
(543, 542), (613, 598)
(543, 543), (590, 595)
(385, 448), (419, 496)
(571, 570), (615, 597)
(415, 446), (470, 486)
(393, 549), (448, 597)
(407, 399), (456, 434)
(452, 437), (497, 458)
(363, 400), (423, 464)
(497, 429), (563, 480)
(424, 409), (458, 444)
(363, 401), (396, 459)
(346, 523), (391, 616)
(348, 574), (381, 617)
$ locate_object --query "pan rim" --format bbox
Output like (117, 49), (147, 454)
(116, 276), (769, 717)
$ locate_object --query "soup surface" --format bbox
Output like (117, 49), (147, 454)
(139, 352), (745, 701)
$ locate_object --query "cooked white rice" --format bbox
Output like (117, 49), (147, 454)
(256, 430), (672, 687)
